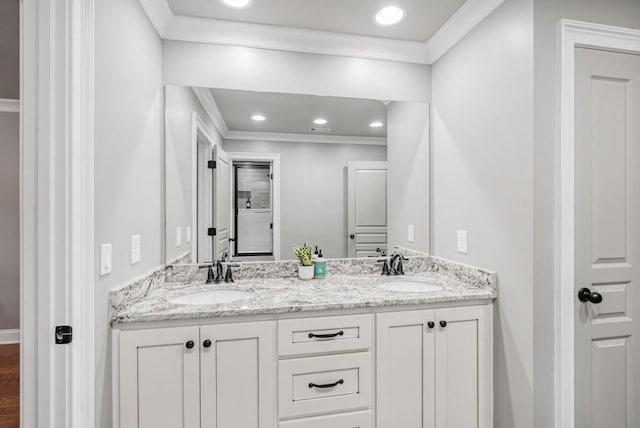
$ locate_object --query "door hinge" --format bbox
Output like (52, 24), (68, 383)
(208, 160), (216, 169)
(270, 173), (273, 179)
(270, 223), (273, 229)
(208, 227), (217, 236)
(55, 325), (73, 344)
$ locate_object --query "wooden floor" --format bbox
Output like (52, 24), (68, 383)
(0, 344), (19, 428)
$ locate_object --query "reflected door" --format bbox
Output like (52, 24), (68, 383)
(214, 146), (231, 260)
(196, 137), (213, 263)
(574, 47), (640, 428)
(347, 161), (388, 258)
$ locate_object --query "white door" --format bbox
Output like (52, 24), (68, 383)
(376, 310), (436, 428)
(214, 146), (231, 260)
(574, 47), (640, 428)
(200, 321), (275, 428)
(347, 161), (388, 258)
(119, 327), (201, 428)
(197, 138), (214, 263)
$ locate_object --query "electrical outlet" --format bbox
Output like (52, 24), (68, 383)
(408, 225), (415, 243)
(176, 227), (182, 247)
(457, 230), (468, 254)
(100, 243), (112, 276)
(131, 234), (141, 265)
(186, 226), (191, 243)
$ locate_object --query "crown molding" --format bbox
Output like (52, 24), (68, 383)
(139, 0), (504, 65)
(225, 130), (387, 146)
(0, 98), (19, 112)
(192, 87), (229, 135)
(426, 0), (505, 63)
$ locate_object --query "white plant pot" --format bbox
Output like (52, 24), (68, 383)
(298, 265), (314, 280)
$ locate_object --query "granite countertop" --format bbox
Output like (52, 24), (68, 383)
(111, 271), (496, 325)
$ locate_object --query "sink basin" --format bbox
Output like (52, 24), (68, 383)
(379, 281), (443, 293)
(170, 290), (251, 305)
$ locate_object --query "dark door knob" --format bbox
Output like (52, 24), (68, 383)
(440, 320), (447, 328)
(578, 288), (603, 304)
(203, 339), (212, 348)
(427, 321), (435, 329)
(349, 234), (355, 239)
(185, 340), (195, 349)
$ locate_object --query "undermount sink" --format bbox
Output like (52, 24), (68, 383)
(170, 290), (251, 305)
(378, 281), (443, 293)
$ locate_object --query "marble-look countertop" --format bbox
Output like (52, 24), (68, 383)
(111, 271), (496, 325)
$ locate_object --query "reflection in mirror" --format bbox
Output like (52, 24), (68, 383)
(165, 86), (428, 265)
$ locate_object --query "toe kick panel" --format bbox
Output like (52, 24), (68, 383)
(279, 352), (372, 419)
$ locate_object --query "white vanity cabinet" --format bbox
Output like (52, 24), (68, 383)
(376, 305), (493, 428)
(114, 303), (492, 428)
(116, 321), (275, 428)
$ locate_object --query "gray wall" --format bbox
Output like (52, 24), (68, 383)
(0, 0), (19, 100)
(223, 140), (387, 259)
(94, 0), (163, 425)
(431, 0), (534, 427)
(533, 1), (640, 426)
(165, 85), (221, 263)
(0, 0), (19, 331)
(163, 40), (432, 103)
(387, 102), (430, 253)
(0, 112), (19, 330)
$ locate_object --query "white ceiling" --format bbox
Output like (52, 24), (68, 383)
(210, 88), (387, 138)
(167, 0), (467, 43)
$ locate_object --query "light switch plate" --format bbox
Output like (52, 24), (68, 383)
(457, 230), (468, 254)
(186, 226), (191, 243)
(176, 227), (182, 247)
(100, 243), (112, 276)
(408, 225), (415, 243)
(131, 234), (141, 265)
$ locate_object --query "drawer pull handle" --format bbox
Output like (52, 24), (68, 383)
(308, 379), (344, 389)
(308, 331), (344, 339)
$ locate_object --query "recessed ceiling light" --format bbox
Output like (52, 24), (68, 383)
(251, 114), (266, 122)
(370, 121), (384, 128)
(219, 0), (253, 9)
(373, 5), (405, 26)
(313, 118), (328, 125)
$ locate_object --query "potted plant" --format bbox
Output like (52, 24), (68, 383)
(293, 242), (314, 280)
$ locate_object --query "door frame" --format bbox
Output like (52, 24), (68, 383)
(191, 112), (216, 263)
(554, 19), (640, 428)
(22, 0), (95, 427)
(228, 152), (281, 260)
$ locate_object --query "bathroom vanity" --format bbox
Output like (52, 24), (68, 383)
(111, 257), (496, 428)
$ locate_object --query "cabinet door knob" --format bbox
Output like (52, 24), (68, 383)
(203, 339), (212, 348)
(427, 321), (435, 329)
(440, 320), (447, 328)
(185, 340), (195, 349)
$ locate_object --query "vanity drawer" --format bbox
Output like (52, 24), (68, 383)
(278, 314), (373, 356)
(279, 411), (372, 428)
(279, 352), (372, 419)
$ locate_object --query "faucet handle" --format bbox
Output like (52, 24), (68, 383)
(198, 264), (216, 284)
(224, 264), (240, 283)
(377, 259), (391, 276)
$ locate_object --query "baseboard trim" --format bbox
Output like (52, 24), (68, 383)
(0, 329), (20, 344)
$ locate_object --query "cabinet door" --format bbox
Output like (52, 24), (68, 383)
(119, 326), (200, 428)
(200, 321), (275, 428)
(435, 305), (492, 428)
(376, 310), (436, 428)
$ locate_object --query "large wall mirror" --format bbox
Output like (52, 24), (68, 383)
(165, 85), (429, 265)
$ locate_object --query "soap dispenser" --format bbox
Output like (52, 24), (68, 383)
(314, 249), (326, 279)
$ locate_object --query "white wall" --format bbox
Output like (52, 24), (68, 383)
(94, 0), (163, 425)
(431, 0), (534, 427)
(0, 112), (19, 331)
(532, 1), (640, 426)
(0, 0), (19, 332)
(165, 86), (221, 263)
(223, 139), (387, 259)
(387, 102), (430, 253)
(163, 40), (431, 103)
